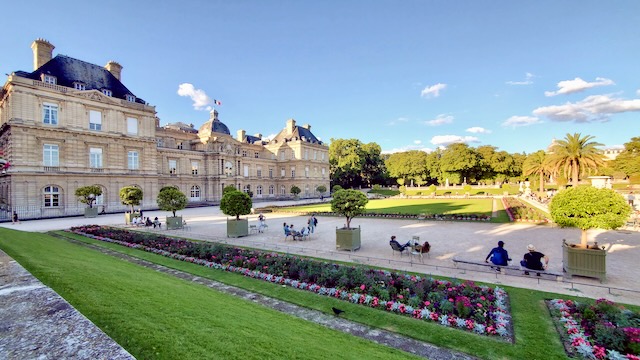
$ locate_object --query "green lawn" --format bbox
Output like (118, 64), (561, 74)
(4, 227), (635, 359)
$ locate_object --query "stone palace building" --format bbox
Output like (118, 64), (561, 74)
(0, 39), (329, 220)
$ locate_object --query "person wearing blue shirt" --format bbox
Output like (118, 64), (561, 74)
(485, 241), (511, 272)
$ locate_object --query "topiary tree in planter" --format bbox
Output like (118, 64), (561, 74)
(316, 185), (327, 195)
(331, 184), (343, 194)
(290, 185), (301, 199)
(157, 187), (188, 229)
(428, 184), (437, 196)
(331, 189), (368, 251)
(220, 189), (252, 237)
(550, 186), (631, 247)
(550, 186), (631, 282)
(120, 186), (143, 223)
(75, 185), (102, 217)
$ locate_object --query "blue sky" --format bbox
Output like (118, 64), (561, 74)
(3, 1), (639, 154)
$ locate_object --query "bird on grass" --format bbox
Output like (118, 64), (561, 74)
(332, 307), (345, 316)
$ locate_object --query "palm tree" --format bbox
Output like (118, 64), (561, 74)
(547, 133), (605, 187)
(523, 150), (551, 194)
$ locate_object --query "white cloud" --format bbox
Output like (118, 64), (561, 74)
(533, 94), (640, 123)
(388, 117), (409, 126)
(177, 83), (214, 110)
(466, 126), (492, 134)
(506, 72), (534, 85)
(636, 89), (640, 96)
(430, 135), (480, 147)
(414, 140), (422, 145)
(544, 77), (615, 97)
(426, 114), (454, 126)
(382, 145), (433, 154)
(420, 83), (447, 98)
(502, 116), (542, 127)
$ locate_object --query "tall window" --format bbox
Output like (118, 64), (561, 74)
(254, 152), (259, 158)
(269, 168), (273, 178)
(190, 185), (201, 201)
(191, 161), (199, 175)
(43, 144), (59, 166)
(243, 185), (251, 194)
(257, 185), (263, 196)
(74, 82), (85, 90)
(242, 150), (247, 157)
(127, 117), (138, 135)
(321, 152), (325, 161)
(322, 167), (326, 177)
(243, 165), (249, 177)
(90, 148), (103, 168)
(314, 150), (317, 160)
(281, 168), (285, 177)
(43, 186), (60, 207)
(291, 166), (296, 178)
(126, 94), (136, 102)
(89, 110), (102, 131)
(305, 166), (309, 178)
(256, 166), (262, 178)
(280, 185), (286, 195)
(102, 89), (112, 97)
(43, 103), (58, 125)
(269, 185), (275, 195)
(291, 150), (296, 159)
(169, 159), (177, 174)
(280, 151), (285, 160)
(128, 151), (139, 170)
(304, 149), (308, 159)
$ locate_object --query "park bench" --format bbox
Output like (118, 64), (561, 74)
(442, 191), (452, 198)
(452, 257), (563, 281)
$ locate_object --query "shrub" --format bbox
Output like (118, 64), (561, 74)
(75, 185), (102, 208)
(157, 187), (188, 217)
(220, 189), (252, 220)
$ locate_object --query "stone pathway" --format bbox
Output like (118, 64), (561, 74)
(0, 250), (134, 360)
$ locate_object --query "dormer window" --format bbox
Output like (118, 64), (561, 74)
(42, 75), (57, 85)
(73, 82), (86, 90)
(102, 89), (112, 97)
(125, 94), (136, 102)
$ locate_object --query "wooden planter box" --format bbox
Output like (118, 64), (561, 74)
(336, 226), (361, 251)
(562, 242), (607, 282)
(227, 218), (249, 238)
(166, 216), (183, 230)
(84, 207), (98, 218)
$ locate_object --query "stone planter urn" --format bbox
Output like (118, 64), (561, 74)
(227, 218), (249, 238)
(84, 207), (98, 218)
(166, 216), (183, 230)
(336, 226), (361, 251)
(562, 240), (607, 282)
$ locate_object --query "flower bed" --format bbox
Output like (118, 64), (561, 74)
(501, 197), (549, 223)
(548, 298), (640, 359)
(268, 208), (491, 222)
(69, 225), (512, 339)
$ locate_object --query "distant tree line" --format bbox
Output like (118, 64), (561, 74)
(328, 134), (640, 190)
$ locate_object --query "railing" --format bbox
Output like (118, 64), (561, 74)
(43, 166), (60, 172)
(90, 168), (104, 173)
(33, 80), (68, 93)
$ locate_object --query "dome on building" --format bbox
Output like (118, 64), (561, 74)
(198, 109), (230, 137)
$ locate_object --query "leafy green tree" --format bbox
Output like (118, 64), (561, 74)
(549, 187), (631, 247)
(613, 136), (640, 177)
(361, 142), (387, 187)
(332, 185), (343, 193)
(316, 185), (327, 194)
(220, 189), (252, 220)
(157, 187), (188, 217)
(329, 138), (387, 188)
(523, 150), (552, 194)
(330, 189), (368, 229)
(223, 185), (237, 196)
(119, 186), (143, 213)
(75, 185), (102, 208)
(385, 150), (429, 187)
(439, 143), (478, 184)
(290, 185), (301, 198)
(547, 133), (605, 187)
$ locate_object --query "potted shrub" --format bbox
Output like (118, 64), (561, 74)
(550, 186), (631, 282)
(428, 184), (437, 197)
(157, 186), (188, 230)
(220, 188), (252, 238)
(331, 189), (368, 251)
(75, 185), (102, 218)
(290, 185), (301, 200)
(463, 184), (472, 197)
(120, 186), (143, 224)
(316, 185), (327, 198)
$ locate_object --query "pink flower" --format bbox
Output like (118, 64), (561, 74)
(360, 284), (366, 291)
(477, 303), (482, 308)
(424, 301), (431, 306)
(398, 294), (404, 299)
(592, 346), (606, 359)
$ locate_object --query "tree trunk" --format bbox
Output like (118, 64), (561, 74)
(539, 172), (544, 193)
(572, 161), (579, 188)
(580, 229), (589, 247)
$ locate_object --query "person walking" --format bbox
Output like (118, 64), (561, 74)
(485, 241), (511, 272)
(308, 214), (317, 233)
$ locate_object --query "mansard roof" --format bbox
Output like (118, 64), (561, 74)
(14, 55), (146, 104)
(271, 125), (323, 145)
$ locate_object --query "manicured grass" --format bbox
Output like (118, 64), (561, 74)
(0, 228), (418, 360)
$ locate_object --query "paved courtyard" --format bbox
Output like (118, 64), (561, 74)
(3, 199), (639, 305)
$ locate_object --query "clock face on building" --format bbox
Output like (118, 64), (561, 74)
(225, 161), (233, 171)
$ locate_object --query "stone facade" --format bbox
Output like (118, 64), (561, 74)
(0, 39), (329, 220)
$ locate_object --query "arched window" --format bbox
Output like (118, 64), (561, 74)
(280, 185), (286, 195)
(256, 185), (263, 196)
(269, 185), (275, 196)
(190, 185), (200, 201)
(43, 186), (60, 207)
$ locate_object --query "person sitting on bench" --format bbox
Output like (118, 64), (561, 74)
(520, 244), (549, 276)
(485, 240), (511, 272)
(389, 236), (411, 251)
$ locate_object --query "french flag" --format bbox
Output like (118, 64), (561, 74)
(214, 99), (222, 106)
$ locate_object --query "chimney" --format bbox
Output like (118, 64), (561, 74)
(254, 133), (262, 139)
(302, 124), (311, 131)
(105, 61), (123, 81)
(286, 118), (296, 135)
(237, 129), (246, 141)
(31, 38), (55, 70)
